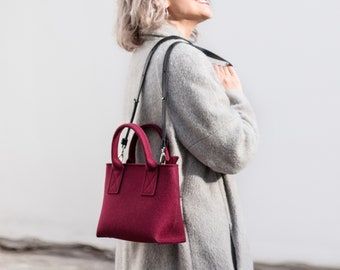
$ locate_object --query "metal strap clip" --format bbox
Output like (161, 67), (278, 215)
(159, 147), (166, 164)
(119, 145), (126, 161)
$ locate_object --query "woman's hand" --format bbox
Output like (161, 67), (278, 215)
(213, 65), (243, 91)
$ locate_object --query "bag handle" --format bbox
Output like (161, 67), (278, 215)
(112, 123), (158, 170)
(110, 123), (162, 196)
(127, 124), (170, 164)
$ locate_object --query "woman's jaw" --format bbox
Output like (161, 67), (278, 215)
(167, 0), (213, 38)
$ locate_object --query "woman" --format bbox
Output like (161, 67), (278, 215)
(115, 0), (258, 269)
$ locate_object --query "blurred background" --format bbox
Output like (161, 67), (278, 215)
(0, 0), (339, 267)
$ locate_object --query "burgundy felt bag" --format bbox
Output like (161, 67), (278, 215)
(96, 123), (186, 243)
(96, 36), (229, 243)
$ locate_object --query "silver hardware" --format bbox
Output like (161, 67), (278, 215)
(159, 147), (166, 164)
(119, 146), (126, 161)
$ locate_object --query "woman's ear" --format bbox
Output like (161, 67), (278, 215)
(165, 0), (170, 9)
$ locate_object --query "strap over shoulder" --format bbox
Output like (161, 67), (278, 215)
(121, 35), (231, 152)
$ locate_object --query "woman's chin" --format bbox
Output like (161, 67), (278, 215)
(199, 12), (213, 22)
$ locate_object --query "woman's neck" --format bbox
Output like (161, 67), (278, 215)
(167, 20), (197, 39)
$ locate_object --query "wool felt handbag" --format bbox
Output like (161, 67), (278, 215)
(96, 122), (185, 243)
(96, 35), (231, 244)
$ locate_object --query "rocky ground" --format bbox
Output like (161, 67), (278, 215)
(0, 237), (339, 270)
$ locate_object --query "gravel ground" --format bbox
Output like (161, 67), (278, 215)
(0, 237), (115, 270)
(1, 237), (339, 270)
(254, 262), (340, 270)
(1, 252), (340, 270)
(0, 251), (114, 270)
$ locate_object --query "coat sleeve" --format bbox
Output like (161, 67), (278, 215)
(166, 43), (259, 175)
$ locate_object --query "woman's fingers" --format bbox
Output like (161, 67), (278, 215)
(213, 65), (225, 82)
(227, 65), (236, 76)
(213, 64), (243, 91)
(213, 64), (222, 76)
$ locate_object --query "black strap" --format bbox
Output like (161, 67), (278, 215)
(144, 34), (232, 65)
(161, 41), (184, 149)
(194, 44), (231, 65)
(161, 40), (232, 150)
(121, 35), (231, 153)
(121, 36), (184, 148)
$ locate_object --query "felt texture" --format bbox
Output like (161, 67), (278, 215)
(97, 123), (185, 244)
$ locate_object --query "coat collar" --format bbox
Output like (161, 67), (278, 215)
(144, 22), (186, 39)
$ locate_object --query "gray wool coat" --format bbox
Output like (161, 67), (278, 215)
(115, 23), (259, 270)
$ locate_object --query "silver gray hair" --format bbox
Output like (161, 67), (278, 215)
(115, 0), (168, 51)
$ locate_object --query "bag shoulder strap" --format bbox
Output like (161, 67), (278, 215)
(121, 35), (231, 152)
(121, 36), (184, 149)
(143, 34), (232, 65)
(160, 41), (183, 152)
(160, 39), (232, 160)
